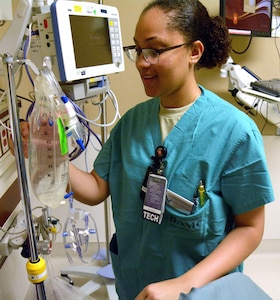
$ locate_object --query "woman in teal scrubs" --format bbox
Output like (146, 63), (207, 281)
(20, 0), (274, 299)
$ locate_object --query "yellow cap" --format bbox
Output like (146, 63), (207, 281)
(26, 257), (47, 284)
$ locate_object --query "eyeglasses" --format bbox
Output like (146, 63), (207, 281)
(123, 43), (188, 65)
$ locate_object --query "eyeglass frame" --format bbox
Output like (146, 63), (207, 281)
(123, 43), (189, 65)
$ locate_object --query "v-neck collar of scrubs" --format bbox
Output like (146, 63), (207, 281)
(162, 87), (204, 148)
(159, 102), (194, 142)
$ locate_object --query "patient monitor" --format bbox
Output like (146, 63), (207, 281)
(50, 1), (124, 82)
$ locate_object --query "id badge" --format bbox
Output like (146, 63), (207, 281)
(143, 174), (167, 224)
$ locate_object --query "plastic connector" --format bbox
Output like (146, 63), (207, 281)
(59, 96), (85, 150)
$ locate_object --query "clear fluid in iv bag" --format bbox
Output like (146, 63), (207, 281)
(29, 76), (69, 209)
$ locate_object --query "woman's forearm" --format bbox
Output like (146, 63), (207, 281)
(135, 206), (265, 300)
(68, 163), (109, 206)
(178, 206), (265, 292)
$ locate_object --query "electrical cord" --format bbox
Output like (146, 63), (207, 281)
(76, 89), (121, 128)
(232, 36), (253, 55)
(0, 226), (25, 235)
(0, 207), (61, 243)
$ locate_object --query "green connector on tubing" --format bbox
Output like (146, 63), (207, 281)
(57, 117), (68, 155)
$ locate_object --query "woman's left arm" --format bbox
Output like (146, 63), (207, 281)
(135, 205), (265, 300)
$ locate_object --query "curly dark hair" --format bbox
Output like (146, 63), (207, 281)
(142, 0), (232, 69)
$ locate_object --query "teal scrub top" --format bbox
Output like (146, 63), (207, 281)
(94, 86), (274, 300)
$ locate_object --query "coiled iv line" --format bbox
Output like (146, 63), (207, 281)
(62, 192), (100, 264)
(76, 89), (121, 128)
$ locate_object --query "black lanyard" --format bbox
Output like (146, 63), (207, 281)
(140, 146), (167, 200)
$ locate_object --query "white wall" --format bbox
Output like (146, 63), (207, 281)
(263, 136), (280, 239)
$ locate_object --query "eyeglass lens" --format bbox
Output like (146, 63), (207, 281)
(127, 48), (158, 64)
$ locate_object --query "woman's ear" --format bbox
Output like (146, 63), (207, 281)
(190, 40), (204, 64)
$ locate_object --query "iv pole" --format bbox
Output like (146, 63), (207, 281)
(99, 0), (111, 266)
(101, 98), (111, 265)
(3, 54), (47, 300)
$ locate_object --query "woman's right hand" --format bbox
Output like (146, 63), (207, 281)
(9, 121), (30, 159)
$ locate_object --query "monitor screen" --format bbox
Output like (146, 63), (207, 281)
(220, 0), (273, 37)
(70, 15), (112, 68)
(51, 1), (125, 82)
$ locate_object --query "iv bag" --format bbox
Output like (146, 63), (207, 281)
(29, 71), (69, 209)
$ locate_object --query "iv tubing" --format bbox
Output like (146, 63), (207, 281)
(3, 54), (47, 300)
